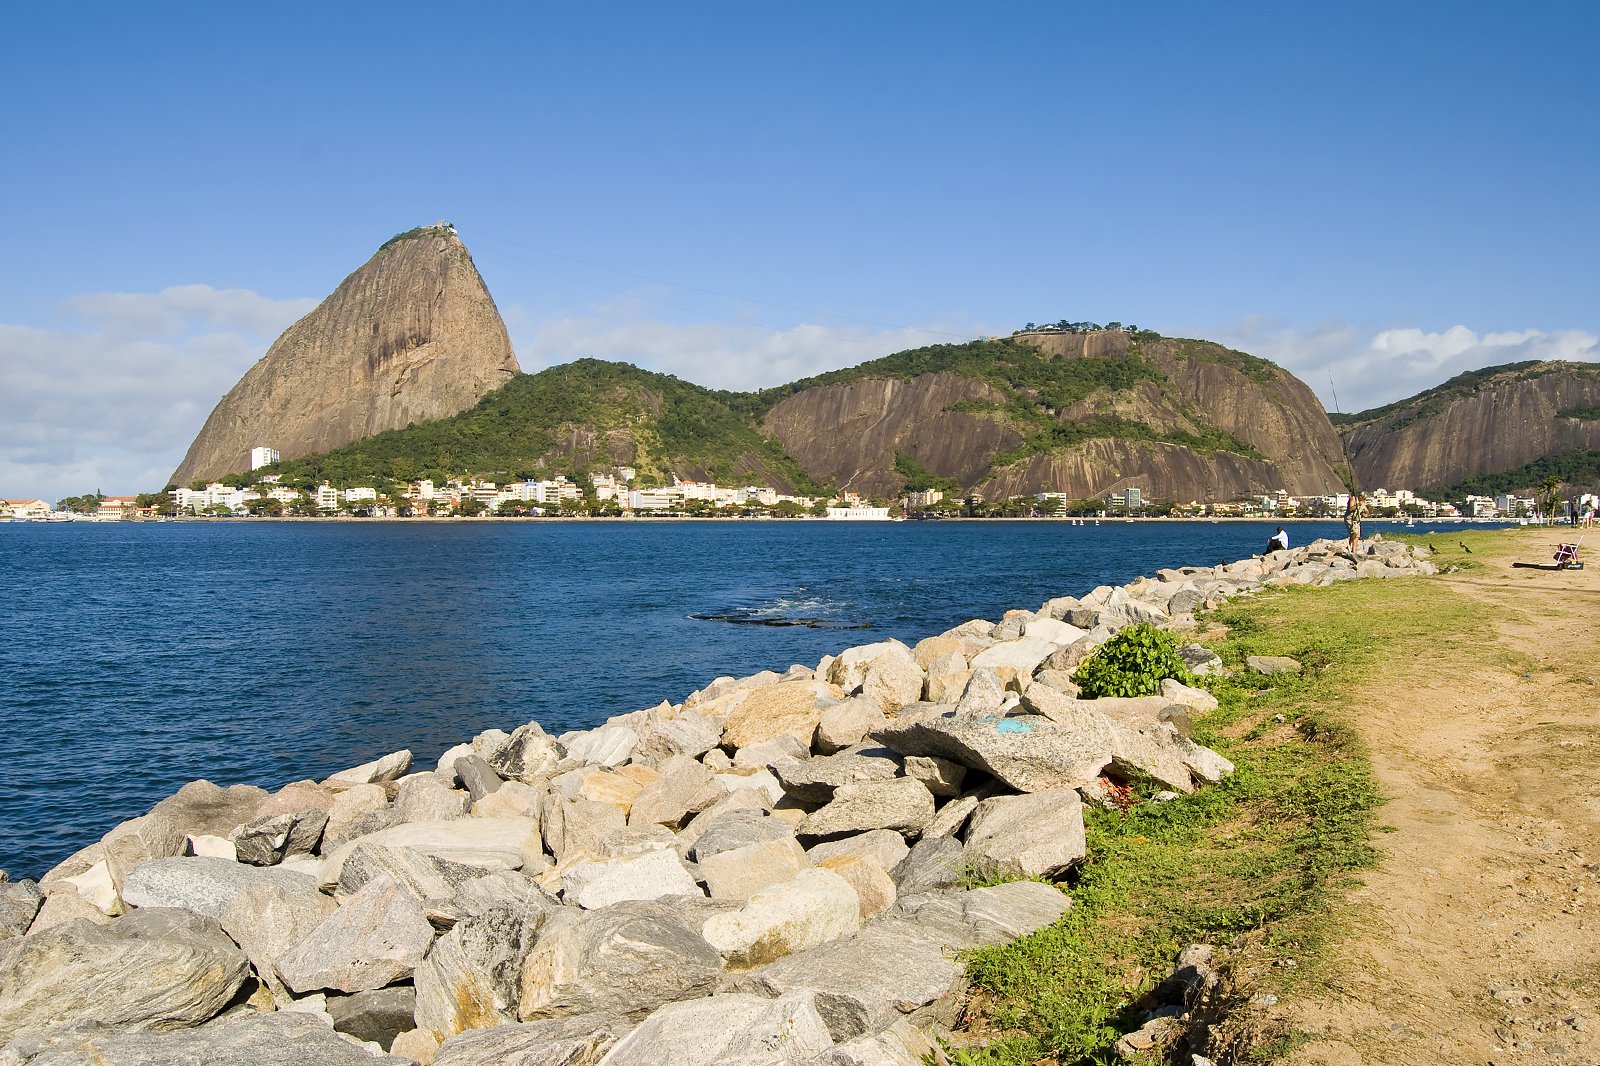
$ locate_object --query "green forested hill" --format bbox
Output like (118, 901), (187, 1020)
(271, 359), (825, 492)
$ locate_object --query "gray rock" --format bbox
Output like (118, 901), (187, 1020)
(1031, 669), (1081, 698)
(688, 810), (794, 862)
(321, 783), (390, 848)
(963, 791), (1086, 879)
(218, 880), (338, 997)
(892, 881), (1071, 948)
(488, 724), (564, 784)
(562, 724), (639, 769)
(627, 756), (719, 830)
(701, 868), (860, 967)
(953, 667), (1007, 715)
(595, 825), (678, 859)
(698, 835), (808, 900)
(903, 755), (965, 798)
(450, 869), (558, 921)
(968, 638), (1056, 685)
(336, 841), (463, 902)
(773, 751), (901, 804)
(805, 829), (910, 873)
(543, 796), (626, 863)
(326, 748), (413, 788)
(874, 707), (1112, 793)
(120, 856), (318, 919)
(812, 852), (896, 920)
(890, 835), (966, 896)
(0, 880), (42, 939)
(18, 1010), (414, 1064)
(799, 778), (935, 839)
(149, 780), (272, 839)
(231, 809), (328, 867)
(732, 733), (810, 769)
(597, 991), (833, 1065)
(632, 709), (721, 764)
(1246, 654), (1302, 676)
(724, 921), (962, 1042)
(414, 901), (553, 1039)
(435, 1013), (627, 1066)
(807, 1018), (948, 1065)
(826, 640), (913, 693)
(323, 817), (543, 886)
(859, 647), (925, 714)
(0, 908), (248, 1042)
(1178, 646), (1223, 677)
(561, 849), (703, 909)
(518, 901), (723, 1022)
(276, 875), (436, 994)
(923, 794), (979, 839)
(454, 754), (504, 802)
(328, 985), (416, 1050)
(814, 696), (889, 755)
(393, 775), (471, 822)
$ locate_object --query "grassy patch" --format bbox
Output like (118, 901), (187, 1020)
(950, 573), (1493, 1065)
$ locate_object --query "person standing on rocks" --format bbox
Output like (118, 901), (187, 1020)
(1344, 494), (1367, 554)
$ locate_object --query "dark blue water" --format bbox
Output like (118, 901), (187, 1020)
(0, 518), (1431, 877)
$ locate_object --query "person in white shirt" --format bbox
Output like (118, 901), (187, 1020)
(1267, 526), (1289, 552)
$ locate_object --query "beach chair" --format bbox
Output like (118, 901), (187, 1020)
(1554, 538), (1584, 569)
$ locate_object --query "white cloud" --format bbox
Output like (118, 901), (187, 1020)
(0, 287), (313, 501)
(1204, 316), (1600, 413)
(513, 299), (981, 392)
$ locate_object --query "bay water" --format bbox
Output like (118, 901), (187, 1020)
(2, 517), (1404, 877)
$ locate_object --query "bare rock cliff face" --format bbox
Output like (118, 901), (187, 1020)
(1344, 364), (1600, 491)
(1015, 333), (1348, 497)
(170, 227), (518, 484)
(763, 332), (1346, 501)
(763, 373), (1022, 497)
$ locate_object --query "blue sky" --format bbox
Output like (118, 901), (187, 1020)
(3, 2), (1597, 498)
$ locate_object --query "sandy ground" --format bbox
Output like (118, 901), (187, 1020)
(1265, 531), (1600, 1065)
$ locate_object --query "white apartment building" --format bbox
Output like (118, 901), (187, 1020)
(249, 447), (280, 470)
(315, 483), (340, 510)
(343, 487), (378, 503)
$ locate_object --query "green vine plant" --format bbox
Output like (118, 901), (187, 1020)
(1072, 622), (1192, 698)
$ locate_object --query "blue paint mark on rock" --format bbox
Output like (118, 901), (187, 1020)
(996, 719), (1034, 735)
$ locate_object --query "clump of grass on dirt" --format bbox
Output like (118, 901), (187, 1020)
(950, 569), (1495, 1065)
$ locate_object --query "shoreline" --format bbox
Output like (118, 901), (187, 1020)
(12, 514), (1525, 526)
(0, 534), (1444, 1063)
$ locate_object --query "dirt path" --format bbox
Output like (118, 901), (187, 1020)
(1269, 531), (1600, 1065)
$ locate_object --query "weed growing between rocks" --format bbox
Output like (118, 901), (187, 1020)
(950, 574), (1491, 1065)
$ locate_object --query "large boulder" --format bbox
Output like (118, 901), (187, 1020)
(859, 646), (925, 714)
(922, 651), (972, 704)
(231, 809), (328, 867)
(0, 880), (43, 939)
(487, 724), (563, 784)
(325, 749), (413, 788)
(597, 991), (834, 1065)
(799, 778), (935, 839)
(544, 796), (627, 863)
(560, 849), (702, 910)
(962, 791), (1087, 879)
(434, 1012), (627, 1066)
(11, 1009), (415, 1065)
(968, 637), (1056, 686)
(0, 909), (248, 1042)
(518, 901), (723, 1022)
(218, 880), (338, 998)
(327, 985), (416, 1050)
(804, 829), (910, 873)
(119, 856), (318, 920)
(275, 875), (436, 994)
(561, 724), (639, 769)
(720, 680), (841, 750)
(701, 868), (860, 968)
(772, 750), (900, 805)
(873, 708), (1111, 793)
(697, 835), (808, 901)
(826, 641), (912, 693)
(322, 818), (543, 886)
(814, 697), (888, 755)
(814, 853), (896, 920)
(414, 901), (553, 1040)
(626, 756), (719, 829)
(391, 775), (471, 823)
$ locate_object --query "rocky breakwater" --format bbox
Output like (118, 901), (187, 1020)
(0, 538), (1436, 1065)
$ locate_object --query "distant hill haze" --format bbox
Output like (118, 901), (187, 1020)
(1339, 361), (1600, 493)
(169, 226), (519, 486)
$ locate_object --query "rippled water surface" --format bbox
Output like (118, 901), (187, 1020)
(2, 517), (1400, 876)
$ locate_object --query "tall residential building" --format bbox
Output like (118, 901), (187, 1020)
(249, 447), (280, 470)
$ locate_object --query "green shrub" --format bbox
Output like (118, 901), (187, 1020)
(1073, 622), (1191, 698)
